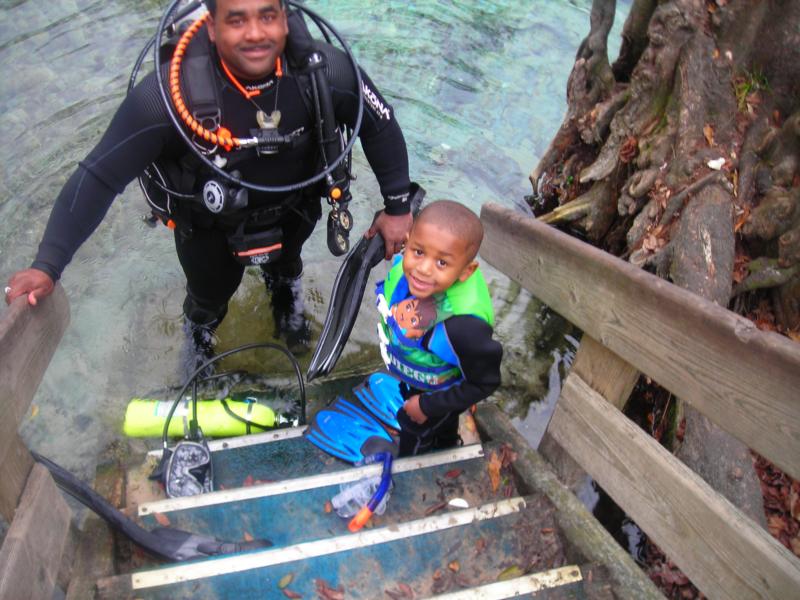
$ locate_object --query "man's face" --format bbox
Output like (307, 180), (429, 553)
(402, 221), (478, 299)
(207, 0), (288, 80)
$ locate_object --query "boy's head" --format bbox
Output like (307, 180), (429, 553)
(402, 200), (482, 299)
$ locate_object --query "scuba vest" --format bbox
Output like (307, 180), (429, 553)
(375, 256), (494, 392)
(139, 8), (354, 255)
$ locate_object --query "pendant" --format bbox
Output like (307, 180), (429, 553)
(256, 109), (281, 130)
(256, 110), (269, 129)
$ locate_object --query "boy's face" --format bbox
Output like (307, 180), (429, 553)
(402, 220), (478, 299)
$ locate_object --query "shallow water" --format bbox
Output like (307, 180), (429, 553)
(0, 0), (627, 482)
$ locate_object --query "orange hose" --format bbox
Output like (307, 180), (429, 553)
(169, 13), (239, 149)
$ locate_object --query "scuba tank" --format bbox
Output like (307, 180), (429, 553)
(124, 396), (277, 438)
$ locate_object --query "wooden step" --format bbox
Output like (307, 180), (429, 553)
(98, 494), (570, 599)
(136, 444), (502, 549)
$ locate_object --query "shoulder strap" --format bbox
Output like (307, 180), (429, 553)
(180, 25), (222, 131)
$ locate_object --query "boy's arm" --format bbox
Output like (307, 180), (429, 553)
(417, 315), (503, 418)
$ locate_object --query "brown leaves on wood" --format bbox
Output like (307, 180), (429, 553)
(619, 136), (638, 163)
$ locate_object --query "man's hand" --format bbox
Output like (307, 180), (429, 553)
(4, 269), (55, 306)
(402, 394), (428, 425)
(365, 211), (413, 260)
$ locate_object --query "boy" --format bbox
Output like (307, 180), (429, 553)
(375, 200), (503, 456)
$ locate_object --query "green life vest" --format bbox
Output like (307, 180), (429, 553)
(375, 256), (494, 391)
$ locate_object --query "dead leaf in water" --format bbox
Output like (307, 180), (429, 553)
(243, 531), (254, 542)
(154, 512), (170, 527)
(488, 452), (502, 492)
(282, 589), (302, 599)
(324, 501), (332, 514)
(278, 573), (294, 589)
(243, 474), (254, 487)
(498, 565), (524, 581)
(445, 469), (462, 479)
(448, 561), (460, 573)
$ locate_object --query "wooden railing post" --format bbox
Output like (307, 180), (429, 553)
(0, 286), (73, 600)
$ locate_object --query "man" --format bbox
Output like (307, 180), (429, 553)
(4, 0), (413, 364)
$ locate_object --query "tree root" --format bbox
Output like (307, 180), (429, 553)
(732, 258), (800, 297)
(539, 178), (617, 241)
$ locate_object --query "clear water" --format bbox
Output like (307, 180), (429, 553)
(0, 0), (627, 482)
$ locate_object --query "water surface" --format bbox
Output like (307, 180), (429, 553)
(0, 0), (626, 483)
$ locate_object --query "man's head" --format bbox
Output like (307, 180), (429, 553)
(401, 200), (483, 299)
(205, 0), (288, 80)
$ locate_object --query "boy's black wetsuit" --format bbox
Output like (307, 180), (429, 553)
(396, 316), (503, 456)
(32, 41), (411, 324)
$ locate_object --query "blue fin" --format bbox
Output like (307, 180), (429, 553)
(304, 397), (397, 464)
(354, 372), (404, 430)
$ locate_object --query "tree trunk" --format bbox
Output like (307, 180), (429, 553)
(530, 0), (800, 586)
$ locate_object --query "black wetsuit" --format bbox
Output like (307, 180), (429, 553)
(397, 316), (503, 456)
(32, 40), (411, 320)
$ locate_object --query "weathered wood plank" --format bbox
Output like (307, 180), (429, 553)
(0, 434), (34, 522)
(0, 285), (69, 432)
(540, 335), (640, 491)
(0, 464), (74, 600)
(480, 203), (800, 480)
(473, 403), (663, 600)
(548, 373), (800, 600)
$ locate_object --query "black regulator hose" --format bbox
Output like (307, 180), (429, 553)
(160, 342), (307, 453)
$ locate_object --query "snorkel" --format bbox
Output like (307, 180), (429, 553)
(348, 452), (394, 532)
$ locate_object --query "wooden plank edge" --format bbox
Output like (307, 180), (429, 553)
(549, 373), (800, 599)
(472, 402), (663, 600)
(0, 464), (74, 600)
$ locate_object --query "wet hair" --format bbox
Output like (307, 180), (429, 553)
(204, 0), (285, 16)
(414, 200), (484, 261)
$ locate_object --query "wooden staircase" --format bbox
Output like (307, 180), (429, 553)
(94, 430), (599, 599)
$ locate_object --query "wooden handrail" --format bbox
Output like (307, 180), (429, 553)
(480, 202), (800, 599)
(0, 286), (72, 600)
(480, 202), (800, 480)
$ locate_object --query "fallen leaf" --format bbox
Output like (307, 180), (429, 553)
(278, 573), (294, 589)
(703, 123), (715, 146)
(712, 48), (720, 59)
(790, 536), (800, 556)
(448, 561), (460, 572)
(487, 452), (502, 492)
(425, 501), (448, 515)
(243, 531), (254, 542)
(243, 474), (254, 487)
(30, 405), (39, 418)
(324, 501), (332, 514)
(445, 469), (462, 479)
(541, 528), (554, 535)
(619, 136), (638, 163)
(315, 578), (345, 600)
(497, 565), (524, 581)
(465, 415), (477, 432)
(282, 589), (302, 599)
(433, 569), (443, 580)
(788, 330), (800, 343)
(154, 512), (171, 527)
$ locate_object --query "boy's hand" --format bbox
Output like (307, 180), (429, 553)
(403, 395), (428, 424)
